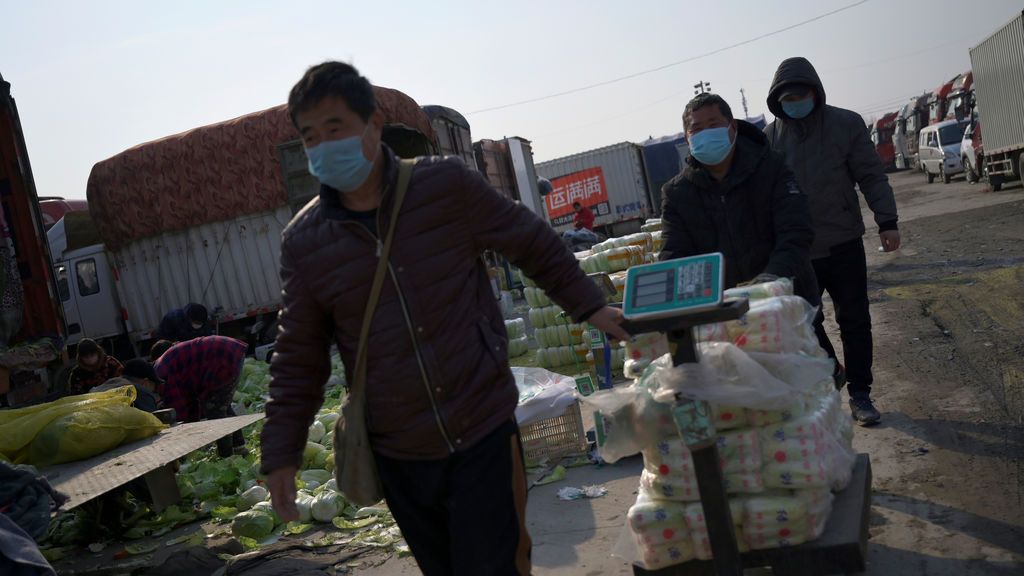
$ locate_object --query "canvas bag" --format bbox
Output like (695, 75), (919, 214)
(333, 158), (415, 506)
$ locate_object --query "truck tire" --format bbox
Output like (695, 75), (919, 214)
(926, 167), (935, 184)
(941, 165), (951, 184)
(1017, 154), (1024, 182)
(990, 174), (1004, 192)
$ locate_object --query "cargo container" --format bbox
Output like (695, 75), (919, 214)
(535, 142), (651, 236)
(0, 72), (68, 405)
(473, 137), (545, 217)
(73, 86), (436, 355)
(640, 132), (687, 215)
(969, 10), (1024, 190)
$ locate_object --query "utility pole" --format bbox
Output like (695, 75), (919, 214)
(693, 80), (712, 95)
(740, 88), (750, 118)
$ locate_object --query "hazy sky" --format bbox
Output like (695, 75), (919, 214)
(3, 0), (1020, 200)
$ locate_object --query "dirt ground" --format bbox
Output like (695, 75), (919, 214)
(48, 171), (1024, 575)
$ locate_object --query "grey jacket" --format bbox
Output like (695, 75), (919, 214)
(764, 57), (898, 259)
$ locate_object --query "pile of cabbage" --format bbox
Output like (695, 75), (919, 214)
(45, 356), (409, 558)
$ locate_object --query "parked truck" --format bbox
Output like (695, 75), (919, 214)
(60, 86), (438, 358)
(969, 10), (1024, 191)
(927, 76), (956, 125)
(535, 142), (652, 237)
(0, 73), (69, 406)
(894, 93), (930, 170)
(870, 112), (899, 171)
(944, 71), (973, 122)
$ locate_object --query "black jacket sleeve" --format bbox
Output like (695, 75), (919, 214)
(762, 160), (815, 279)
(658, 185), (697, 262)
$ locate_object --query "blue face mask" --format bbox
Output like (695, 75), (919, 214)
(689, 126), (735, 166)
(305, 125), (375, 192)
(781, 97), (815, 120)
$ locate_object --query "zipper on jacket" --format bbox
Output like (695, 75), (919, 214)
(347, 211), (456, 454)
(387, 263), (456, 453)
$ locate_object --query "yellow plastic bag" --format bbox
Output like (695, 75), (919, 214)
(0, 386), (137, 461)
(28, 404), (166, 466)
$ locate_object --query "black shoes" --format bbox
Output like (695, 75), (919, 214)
(849, 396), (881, 426)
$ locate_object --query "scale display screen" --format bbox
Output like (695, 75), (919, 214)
(622, 253), (724, 320)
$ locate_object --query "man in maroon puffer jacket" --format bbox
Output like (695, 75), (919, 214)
(261, 61), (629, 576)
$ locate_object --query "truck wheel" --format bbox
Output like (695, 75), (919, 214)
(926, 167), (935, 184)
(941, 165), (951, 184)
(990, 175), (1004, 192)
(1017, 154), (1024, 182)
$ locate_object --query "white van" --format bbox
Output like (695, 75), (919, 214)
(919, 119), (969, 184)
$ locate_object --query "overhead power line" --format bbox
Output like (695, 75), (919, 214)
(466, 0), (870, 115)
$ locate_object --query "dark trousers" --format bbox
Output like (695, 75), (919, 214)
(812, 239), (874, 398)
(206, 357), (246, 457)
(375, 419), (531, 576)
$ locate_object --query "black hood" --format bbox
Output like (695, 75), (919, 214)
(767, 57), (827, 120)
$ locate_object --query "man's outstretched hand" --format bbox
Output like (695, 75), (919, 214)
(267, 466), (300, 522)
(587, 306), (631, 343)
(880, 230), (901, 252)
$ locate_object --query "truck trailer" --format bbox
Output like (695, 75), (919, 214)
(969, 10), (1024, 190)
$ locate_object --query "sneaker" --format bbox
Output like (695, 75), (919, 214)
(833, 363), (847, 390)
(849, 396), (881, 426)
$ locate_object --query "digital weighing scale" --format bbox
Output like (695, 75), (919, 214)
(622, 253), (725, 320)
(608, 253), (871, 576)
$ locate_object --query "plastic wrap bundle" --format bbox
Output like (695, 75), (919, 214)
(641, 218), (663, 233)
(505, 318), (526, 340)
(536, 344), (592, 371)
(508, 336), (529, 358)
(596, 287), (855, 571)
(740, 489), (833, 550)
(533, 323), (586, 348)
(592, 233), (652, 254)
(580, 245), (645, 274)
(527, 305), (566, 329)
(760, 388), (856, 491)
(684, 500), (749, 560)
(624, 333), (671, 379)
(523, 286), (552, 308)
(696, 296), (821, 356)
(651, 230), (663, 253)
(608, 271), (628, 303)
(625, 493), (696, 569)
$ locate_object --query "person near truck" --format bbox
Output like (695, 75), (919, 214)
(154, 335), (248, 456)
(260, 61), (630, 576)
(155, 303), (213, 342)
(763, 57), (901, 426)
(572, 201), (595, 230)
(66, 338), (124, 396)
(659, 93), (819, 308)
(90, 358), (162, 413)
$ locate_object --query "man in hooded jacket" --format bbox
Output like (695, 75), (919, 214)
(764, 57), (901, 426)
(660, 93), (819, 307)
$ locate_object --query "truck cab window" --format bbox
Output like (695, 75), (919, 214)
(56, 265), (70, 301)
(76, 259), (100, 296)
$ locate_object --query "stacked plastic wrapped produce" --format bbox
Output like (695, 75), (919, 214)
(582, 279), (856, 570)
(505, 318), (529, 358)
(641, 218), (663, 233)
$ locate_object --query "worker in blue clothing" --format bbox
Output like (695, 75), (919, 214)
(155, 303), (213, 342)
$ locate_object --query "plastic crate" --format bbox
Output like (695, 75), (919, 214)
(520, 400), (589, 465)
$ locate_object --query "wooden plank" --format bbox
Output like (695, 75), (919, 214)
(42, 413), (264, 510)
(635, 454), (872, 575)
